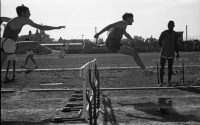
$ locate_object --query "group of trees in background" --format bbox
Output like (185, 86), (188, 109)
(57, 36), (199, 53)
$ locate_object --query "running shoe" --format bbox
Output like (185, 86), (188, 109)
(157, 83), (164, 87)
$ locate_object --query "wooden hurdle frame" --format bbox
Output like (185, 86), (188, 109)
(79, 58), (100, 124)
(191, 57), (200, 86)
(152, 58), (188, 84)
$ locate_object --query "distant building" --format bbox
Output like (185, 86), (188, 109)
(177, 31), (184, 42)
(18, 29), (41, 42)
(18, 27), (52, 43)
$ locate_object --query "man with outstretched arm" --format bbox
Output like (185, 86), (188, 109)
(94, 13), (155, 76)
(1, 4), (68, 70)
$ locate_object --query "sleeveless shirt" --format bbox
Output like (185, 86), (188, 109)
(108, 28), (125, 40)
(161, 31), (176, 58)
(3, 21), (22, 41)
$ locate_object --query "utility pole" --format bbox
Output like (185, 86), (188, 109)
(186, 25), (188, 41)
(82, 34), (84, 46)
(95, 27), (97, 47)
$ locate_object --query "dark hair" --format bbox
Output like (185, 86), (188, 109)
(168, 20), (175, 25)
(122, 13), (133, 21)
(25, 38), (29, 41)
(16, 4), (29, 16)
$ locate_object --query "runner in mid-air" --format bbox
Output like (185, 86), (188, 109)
(94, 13), (155, 75)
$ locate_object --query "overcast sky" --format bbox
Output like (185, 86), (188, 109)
(1, 0), (200, 40)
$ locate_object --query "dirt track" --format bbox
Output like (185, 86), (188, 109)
(1, 67), (200, 125)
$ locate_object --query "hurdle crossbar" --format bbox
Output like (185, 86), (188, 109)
(100, 86), (200, 91)
(2, 86), (200, 93)
(28, 88), (81, 92)
(152, 58), (188, 63)
(1, 89), (16, 93)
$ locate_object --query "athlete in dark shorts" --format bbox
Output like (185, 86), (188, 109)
(106, 38), (123, 53)
(158, 21), (179, 87)
(94, 13), (155, 76)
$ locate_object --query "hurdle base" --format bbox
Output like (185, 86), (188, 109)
(74, 90), (83, 93)
(65, 103), (83, 107)
(69, 97), (83, 101)
(61, 107), (82, 112)
(52, 117), (86, 123)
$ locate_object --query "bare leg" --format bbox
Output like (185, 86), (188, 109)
(1, 52), (9, 71)
(30, 55), (37, 65)
(167, 58), (174, 84)
(16, 41), (53, 54)
(160, 57), (167, 84)
(16, 41), (68, 58)
(12, 60), (16, 80)
(117, 45), (145, 69)
(5, 61), (11, 79)
(23, 55), (30, 66)
(30, 55), (38, 68)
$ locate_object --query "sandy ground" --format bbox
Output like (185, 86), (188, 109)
(1, 67), (200, 125)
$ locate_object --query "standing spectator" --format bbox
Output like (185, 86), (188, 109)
(21, 38), (38, 69)
(5, 54), (17, 82)
(158, 21), (179, 87)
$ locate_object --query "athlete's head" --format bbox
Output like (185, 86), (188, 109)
(122, 13), (134, 25)
(16, 4), (30, 18)
(168, 20), (175, 31)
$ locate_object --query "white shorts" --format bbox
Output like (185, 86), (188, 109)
(7, 54), (17, 61)
(1, 38), (18, 54)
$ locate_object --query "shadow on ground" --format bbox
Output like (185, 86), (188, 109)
(118, 98), (200, 123)
(1, 119), (52, 125)
(100, 94), (120, 125)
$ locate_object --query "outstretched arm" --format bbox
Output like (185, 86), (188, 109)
(26, 18), (65, 30)
(94, 21), (127, 39)
(1, 17), (11, 25)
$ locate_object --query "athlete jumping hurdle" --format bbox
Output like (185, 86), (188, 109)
(94, 13), (155, 76)
(1, 4), (68, 71)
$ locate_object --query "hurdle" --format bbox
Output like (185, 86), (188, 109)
(152, 58), (188, 84)
(191, 57), (200, 86)
(79, 58), (100, 124)
(1, 59), (100, 124)
(51, 58), (100, 124)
